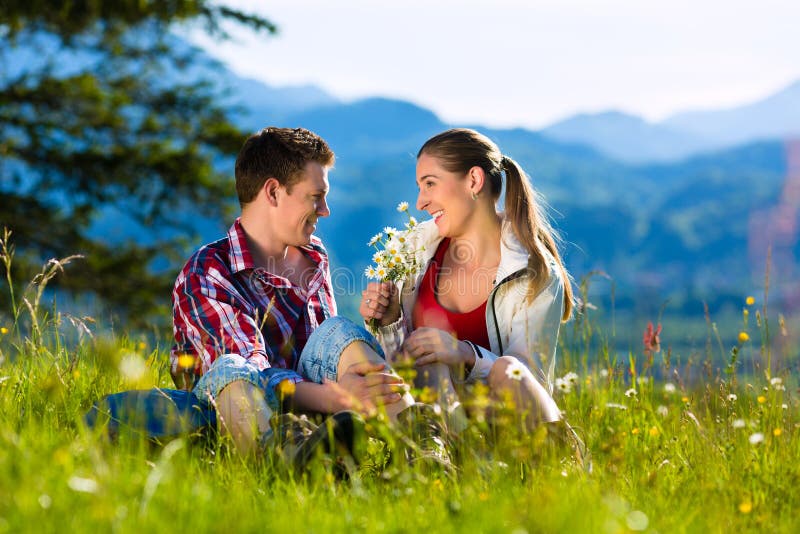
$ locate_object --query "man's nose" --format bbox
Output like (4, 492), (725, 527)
(317, 197), (330, 217)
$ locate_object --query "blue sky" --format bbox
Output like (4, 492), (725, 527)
(185, 0), (800, 129)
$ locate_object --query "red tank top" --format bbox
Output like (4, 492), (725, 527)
(411, 238), (491, 349)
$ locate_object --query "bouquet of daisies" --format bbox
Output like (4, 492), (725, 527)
(364, 201), (423, 284)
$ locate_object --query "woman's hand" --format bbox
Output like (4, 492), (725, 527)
(360, 281), (401, 327)
(401, 327), (476, 368)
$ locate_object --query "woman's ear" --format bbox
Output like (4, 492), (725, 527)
(467, 166), (486, 196)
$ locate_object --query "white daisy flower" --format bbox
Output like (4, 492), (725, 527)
(625, 388), (637, 398)
(732, 419), (746, 429)
(663, 382), (676, 394)
(396, 201), (409, 212)
(364, 266), (377, 279)
(555, 377), (572, 393)
(749, 432), (764, 445)
(770, 377), (785, 391)
(383, 226), (397, 238)
(563, 371), (579, 385)
(727, 394), (737, 402)
(376, 267), (387, 279)
(368, 233), (383, 247)
(505, 360), (526, 381)
(406, 216), (418, 228)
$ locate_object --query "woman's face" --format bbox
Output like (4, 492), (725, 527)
(415, 153), (475, 237)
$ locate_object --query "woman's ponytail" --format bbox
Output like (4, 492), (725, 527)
(502, 156), (573, 321)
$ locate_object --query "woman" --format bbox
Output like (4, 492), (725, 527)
(360, 128), (574, 434)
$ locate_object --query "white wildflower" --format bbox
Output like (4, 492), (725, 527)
(656, 405), (668, 417)
(748, 432), (764, 445)
(555, 377), (571, 393)
(383, 226), (397, 238)
(364, 266), (377, 279)
(68, 476), (99, 494)
(600, 368), (609, 378)
(727, 393), (738, 402)
(396, 201), (409, 212)
(405, 216), (418, 228)
(732, 419), (746, 429)
(563, 371), (579, 386)
(770, 377), (785, 391)
(625, 388), (637, 398)
(663, 382), (676, 394)
(119, 352), (146, 381)
(368, 233), (383, 247)
(505, 360), (526, 381)
(605, 402), (628, 410)
(782, 403), (788, 410)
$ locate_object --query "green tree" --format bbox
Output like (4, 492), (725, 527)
(0, 1), (276, 323)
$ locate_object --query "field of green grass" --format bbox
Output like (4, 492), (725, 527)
(1, 240), (798, 533)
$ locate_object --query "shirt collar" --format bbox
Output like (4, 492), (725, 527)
(226, 218), (329, 276)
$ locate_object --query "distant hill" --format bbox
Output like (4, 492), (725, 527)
(663, 80), (800, 146)
(6, 31), (797, 322)
(540, 80), (800, 163)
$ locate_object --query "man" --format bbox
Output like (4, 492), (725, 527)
(170, 127), (415, 463)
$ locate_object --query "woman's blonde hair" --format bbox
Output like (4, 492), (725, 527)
(418, 128), (573, 321)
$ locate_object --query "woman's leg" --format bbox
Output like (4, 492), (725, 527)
(487, 356), (561, 430)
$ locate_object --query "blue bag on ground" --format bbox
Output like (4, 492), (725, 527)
(84, 388), (216, 441)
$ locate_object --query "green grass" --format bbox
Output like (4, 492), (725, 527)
(1, 239), (798, 533)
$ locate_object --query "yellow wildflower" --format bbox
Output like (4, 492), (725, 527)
(745, 296), (755, 306)
(177, 354), (195, 369)
(681, 396), (690, 403)
(738, 332), (749, 343)
(757, 395), (766, 404)
(738, 501), (752, 514)
(0, 326), (7, 335)
(649, 426), (659, 437)
(773, 428), (782, 437)
(276, 379), (296, 399)
(73, 370), (81, 379)
(138, 341), (146, 350)
(631, 428), (640, 435)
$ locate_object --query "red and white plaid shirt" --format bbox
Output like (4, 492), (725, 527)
(170, 218), (337, 380)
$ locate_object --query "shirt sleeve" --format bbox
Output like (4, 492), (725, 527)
(170, 267), (303, 386)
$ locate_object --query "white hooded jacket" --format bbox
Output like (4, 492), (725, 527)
(374, 217), (565, 393)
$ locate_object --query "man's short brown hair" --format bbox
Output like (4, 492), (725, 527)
(235, 127), (335, 206)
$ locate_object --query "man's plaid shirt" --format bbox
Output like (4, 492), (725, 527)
(170, 218), (337, 382)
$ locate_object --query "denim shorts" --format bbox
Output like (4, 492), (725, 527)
(193, 316), (385, 411)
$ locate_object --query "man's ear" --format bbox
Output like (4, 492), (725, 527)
(263, 178), (281, 206)
(467, 166), (486, 195)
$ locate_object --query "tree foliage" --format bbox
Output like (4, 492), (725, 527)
(0, 1), (275, 323)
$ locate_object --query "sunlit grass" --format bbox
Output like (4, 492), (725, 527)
(1, 231), (798, 533)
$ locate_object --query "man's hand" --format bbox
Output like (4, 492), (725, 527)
(402, 327), (475, 368)
(335, 360), (406, 416)
(360, 282), (401, 327)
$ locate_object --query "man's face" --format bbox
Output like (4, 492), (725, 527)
(275, 161), (330, 246)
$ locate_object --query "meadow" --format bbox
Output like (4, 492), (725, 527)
(0, 233), (798, 534)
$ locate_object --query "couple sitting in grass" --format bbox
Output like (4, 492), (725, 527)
(169, 126), (581, 472)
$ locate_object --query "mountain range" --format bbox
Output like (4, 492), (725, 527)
(215, 75), (799, 321)
(6, 34), (799, 325)
(541, 80), (800, 163)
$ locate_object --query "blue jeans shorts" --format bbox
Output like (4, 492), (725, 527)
(192, 316), (385, 411)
